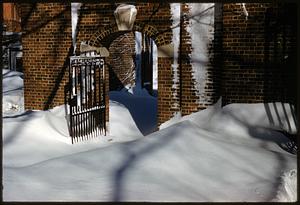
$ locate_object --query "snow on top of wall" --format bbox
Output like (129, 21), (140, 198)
(135, 31), (142, 88)
(71, 3), (82, 54)
(135, 31), (142, 55)
(152, 40), (158, 90)
(2, 69), (24, 115)
(186, 3), (214, 104)
(170, 3), (181, 111)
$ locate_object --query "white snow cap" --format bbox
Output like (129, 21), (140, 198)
(187, 3), (214, 104)
(242, 3), (249, 20)
(170, 3), (181, 111)
(71, 3), (82, 54)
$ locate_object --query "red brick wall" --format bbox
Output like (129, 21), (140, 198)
(180, 4), (201, 116)
(76, 3), (178, 126)
(19, 2), (296, 128)
(3, 3), (21, 32)
(107, 32), (136, 91)
(20, 3), (72, 110)
(157, 57), (180, 124)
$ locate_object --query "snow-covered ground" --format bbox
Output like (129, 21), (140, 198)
(2, 69), (297, 202)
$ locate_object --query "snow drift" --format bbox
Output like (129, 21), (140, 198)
(2, 69), (24, 114)
(2, 69), (297, 202)
(274, 169), (297, 202)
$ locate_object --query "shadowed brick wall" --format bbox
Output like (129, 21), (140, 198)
(19, 2), (297, 128)
(221, 3), (297, 105)
(20, 3), (72, 110)
(180, 4), (204, 116)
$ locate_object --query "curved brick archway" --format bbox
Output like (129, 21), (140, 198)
(88, 22), (167, 48)
(87, 22), (171, 128)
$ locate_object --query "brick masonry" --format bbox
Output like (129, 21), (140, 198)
(220, 3), (297, 105)
(19, 3), (297, 129)
(106, 32), (136, 91)
(19, 3), (72, 110)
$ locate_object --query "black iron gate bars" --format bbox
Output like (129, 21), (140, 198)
(68, 56), (106, 144)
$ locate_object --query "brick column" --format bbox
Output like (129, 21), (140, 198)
(21, 3), (72, 110)
(157, 56), (180, 126)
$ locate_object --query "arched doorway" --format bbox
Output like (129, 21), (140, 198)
(102, 30), (159, 136)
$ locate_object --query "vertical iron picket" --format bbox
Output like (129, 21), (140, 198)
(68, 56), (106, 143)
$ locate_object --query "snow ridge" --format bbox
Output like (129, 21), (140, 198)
(274, 169), (297, 202)
(3, 69), (297, 202)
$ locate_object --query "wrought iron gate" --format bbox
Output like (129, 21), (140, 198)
(68, 56), (106, 143)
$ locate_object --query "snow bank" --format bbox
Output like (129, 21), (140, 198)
(161, 97), (298, 137)
(159, 97), (222, 130)
(220, 102), (298, 135)
(159, 112), (182, 130)
(2, 69), (24, 115)
(274, 169), (297, 202)
(3, 70), (297, 202)
(3, 120), (296, 201)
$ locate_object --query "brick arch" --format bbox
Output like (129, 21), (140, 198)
(88, 22), (167, 48)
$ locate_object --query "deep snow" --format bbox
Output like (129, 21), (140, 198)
(2, 69), (297, 202)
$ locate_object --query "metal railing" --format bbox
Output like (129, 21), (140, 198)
(68, 56), (106, 143)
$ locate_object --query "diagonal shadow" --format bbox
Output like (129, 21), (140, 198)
(3, 110), (39, 146)
(43, 45), (73, 110)
(112, 126), (178, 201)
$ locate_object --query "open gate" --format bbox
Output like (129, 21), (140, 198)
(67, 56), (106, 143)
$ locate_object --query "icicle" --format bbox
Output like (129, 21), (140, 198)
(242, 3), (248, 20)
(71, 3), (82, 55)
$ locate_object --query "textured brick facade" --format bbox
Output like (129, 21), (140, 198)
(221, 3), (297, 105)
(20, 3), (72, 110)
(19, 3), (297, 129)
(107, 32), (135, 91)
(3, 3), (21, 32)
(157, 57), (180, 124)
(75, 3), (177, 125)
(180, 4), (202, 116)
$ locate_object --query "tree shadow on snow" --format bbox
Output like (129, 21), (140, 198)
(218, 109), (296, 201)
(112, 125), (179, 201)
(3, 110), (38, 146)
